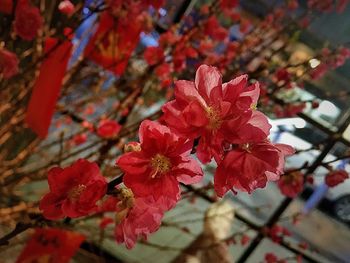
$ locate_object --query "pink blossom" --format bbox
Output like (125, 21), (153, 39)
(115, 195), (164, 249)
(117, 120), (203, 210)
(214, 141), (294, 196)
(162, 64), (271, 163)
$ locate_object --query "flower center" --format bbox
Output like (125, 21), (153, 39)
(68, 184), (86, 201)
(241, 143), (252, 153)
(115, 188), (135, 224)
(206, 106), (222, 130)
(117, 188), (135, 209)
(150, 154), (171, 178)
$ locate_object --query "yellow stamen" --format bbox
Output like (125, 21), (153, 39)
(117, 188), (135, 208)
(241, 143), (252, 153)
(68, 184), (86, 201)
(206, 106), (222, 130)
(115, 188), (135, 225)
(150, 154), (171, 178)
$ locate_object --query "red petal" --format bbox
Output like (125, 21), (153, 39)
(174, 80), (206, 106)
(39, 193), (65, 220)
(222, 74), (247, 101)
(174, 157), (203, 184)
(183, 101), (208, 127)
(117, 152), (149, 175)
(195, 64), (222, 102)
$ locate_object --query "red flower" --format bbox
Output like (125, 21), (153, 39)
(325, 170), (349, 187)
(183, 46), (198, 58)
(265, 253), (278, 263)
(277, 171), (304, 198)
(116, 120), (203, 210)
(0, 0), (12, 14)
(287, 0), (299, 10)
(219, 0), (238, 10)
(72, 133), (87, 145)
(214, 141), (294, 196)
(159, 31), (179, 48)
(240, 234), (250, 245)
(204, 16), (228, 41)
(155, 63), (171, 76)
(82, 120), (94, 131)
(116, 198), (163, 249)
(98, 188), (164, 249)
(14, 1), (42, 41)
(58, 0), (75, 15)
(162, 64), (271, 163)
(113, 189), (164, 249)
(239, 18), (251, 34)
(155, 63), (172, 88)
(0, 48), (19, 79)
(143, 46), (164, 66)
(39, 159), (107, 219)
(97, 119), (121, 139)
(268, 225), (290, 243)
(275, 68), (291, 84)
(311, 100), (319, 109)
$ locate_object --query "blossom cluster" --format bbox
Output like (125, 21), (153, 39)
(40, 64), (294, 248)
(0, 0), (42, 79)
(2, 0), (348, 256)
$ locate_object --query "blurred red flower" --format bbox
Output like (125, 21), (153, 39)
(72, 133), (87, 145)
(143, 46), (164, 66)
(97, 119), (121, 139)
(0, 47), (19, 79)
(265, 253), (278, 263)
(40, 159), (107, 219)
(240, 234), (250, 245)
(155, 63), (172, 84)
(159, 30), (179, 48)
(277, 171), (304, 198)
(58, 0), (75, 15)
(204, 16), (228, 41)
(325, 170), (349, 187)
(14, 0), (42, 41)
(268, 224), (291, 243)
(275, 68), (291, 83)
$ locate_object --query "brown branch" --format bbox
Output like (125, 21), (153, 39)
(0, 222), (33, 246)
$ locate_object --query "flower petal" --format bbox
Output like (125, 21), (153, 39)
(195, 64), (222, 102)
